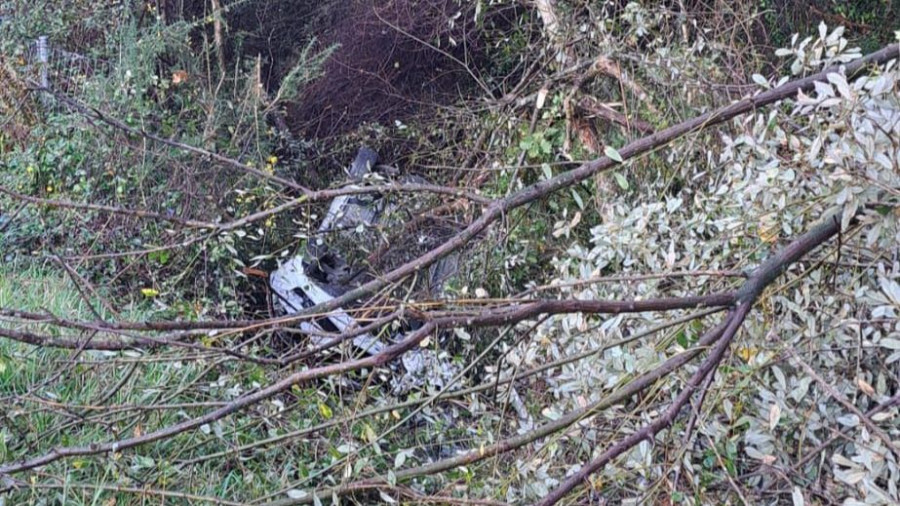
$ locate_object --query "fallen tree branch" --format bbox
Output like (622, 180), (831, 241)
(0, 186), (218, 229)
(0, 289), (735, 474)
(0, 291), (731, 352)
(538, 210), (852, 504)
(538, 302), (753, 505)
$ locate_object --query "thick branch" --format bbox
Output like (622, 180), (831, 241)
(537, 303), (752, 505)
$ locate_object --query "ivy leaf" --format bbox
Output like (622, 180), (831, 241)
(604, 145), (624, 163)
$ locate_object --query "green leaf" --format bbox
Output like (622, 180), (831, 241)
(614, 172), (629, 190)
(540, 138), (552, 154)
(604, 145), (624, 163)
(751, 73), (770, 88)
(318, 401), (333, 419)
(541, 163), (553, 180)
(571, 188), (584, 210)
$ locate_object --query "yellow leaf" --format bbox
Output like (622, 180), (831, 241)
(737, 347), (758, 363)
(856, 378), (875, 396)
(140, 288), (159, 297)
(364, 423), (377, 443)
(318, 401), (333, 419)
(171, 70), (188, 85)
(759, 215), (779, 244)
(73, 459), (87, 470)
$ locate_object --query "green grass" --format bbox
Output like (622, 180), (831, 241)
(0, 263), (466, 505)
(0, 265), (317, 504)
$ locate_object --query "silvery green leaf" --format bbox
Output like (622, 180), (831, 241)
(836, 414), (860, 427)
(542, 163), (553, 180)
(813, 81), (834, 98)
(752, 74), (769, 88)
(841, 199), (858, 231)
(604, 145), (624, 163)
(835, 468), (867, 485)
(792, 487), (805, 506)
(745, 446), (767, 460)
(827, 72), (852, 99)
(878, 338), (900, 350)
(571, 189), (584, 210)
(832, 453), (858, 468)
(387, 470), (397, 487)
(878, 278), (900, 306)
(826, 26), (845, 44)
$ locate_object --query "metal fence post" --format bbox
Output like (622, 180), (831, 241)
(37, 36), (50, 88)
(36, 36), (51, 107)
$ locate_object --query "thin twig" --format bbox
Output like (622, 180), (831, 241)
(788, 350), (900, 460)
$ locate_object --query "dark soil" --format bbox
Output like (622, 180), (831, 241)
(285, 0), (489, 139)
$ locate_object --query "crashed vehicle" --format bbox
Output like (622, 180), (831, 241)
(270, 147), (459, 393)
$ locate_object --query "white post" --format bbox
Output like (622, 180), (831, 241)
(36, 36), (51, 107)
(37, 36), (50, 89)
